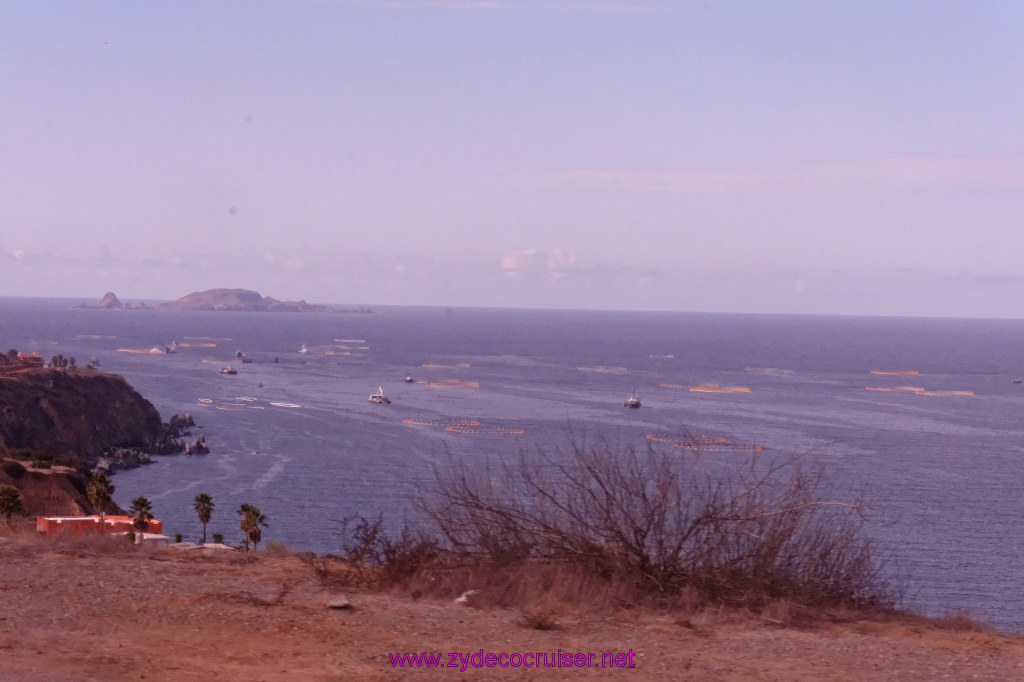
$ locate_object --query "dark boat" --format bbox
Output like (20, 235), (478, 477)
(623, 390), (641, 409)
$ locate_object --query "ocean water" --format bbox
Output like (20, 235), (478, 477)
(5, 297), (1024, 631)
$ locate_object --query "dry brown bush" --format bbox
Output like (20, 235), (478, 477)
(336, 438), (896, 618)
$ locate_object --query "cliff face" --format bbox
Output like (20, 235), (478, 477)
(157, 288), (327, 312)
(0, 367), (169, 461)
(0, 466), (124, 517)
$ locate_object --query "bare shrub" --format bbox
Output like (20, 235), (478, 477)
(519, 607), (560, 630)
(330, 515), (440, 589)
(263, 540), (292, 556)
(414, 437), (893, 613)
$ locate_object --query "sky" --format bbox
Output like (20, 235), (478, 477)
(1, 0), (1023, 316)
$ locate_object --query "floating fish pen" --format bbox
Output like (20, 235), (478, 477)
(576, 365), (628, 373)
(745, 367), (795, 376)
(646, 432), (762, 452)
(403, 417), (523, 435)
(866, 387), (972, 396)
(445, 424), (525, 435)
(865, 386), (926, 393)
(871, 370), (919, 375)
(647, 433), (726, 445)
(420, 379), (481, 388)
(661, 383), (751, 393)
(403, 417), (482, 427)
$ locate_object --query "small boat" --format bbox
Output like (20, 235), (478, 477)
(404, 375), (415, 383)
(299, 344), (310, 354)
(219, 367), (237, 375)
(623, 390), (641, 409)
(368, 386), (391, 404)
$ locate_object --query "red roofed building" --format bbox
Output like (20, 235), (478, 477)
(36, 515), (164, 537)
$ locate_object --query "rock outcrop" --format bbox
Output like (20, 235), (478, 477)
(185, 434), (209, 455)
(97, 292), (124, 309)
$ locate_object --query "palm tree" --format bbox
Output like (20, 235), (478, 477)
(237, 503), (268, 551)
(86, 472), (115, 534)
(128, 496), (154, 537)
(193, 492), (214, 544)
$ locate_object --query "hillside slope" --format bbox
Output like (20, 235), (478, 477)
(0, 536), (1021, 681)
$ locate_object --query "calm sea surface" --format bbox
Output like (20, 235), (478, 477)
(4, 298), (1024, 631)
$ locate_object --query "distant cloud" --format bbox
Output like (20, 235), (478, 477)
(501, 247), (577, 279)
(538, 157), (1024, 194)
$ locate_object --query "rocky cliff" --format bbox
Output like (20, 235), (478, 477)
(0, 363), (180, 464)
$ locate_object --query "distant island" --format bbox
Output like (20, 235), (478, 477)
(157, 288), (330, 312)
(83, 289), (372, 313)
(79, 291), (152, 310)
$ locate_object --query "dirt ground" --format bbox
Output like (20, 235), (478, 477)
(2, 532), (1024, 681)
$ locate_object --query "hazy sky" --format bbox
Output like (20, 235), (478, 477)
(2, 1), (1023, 316)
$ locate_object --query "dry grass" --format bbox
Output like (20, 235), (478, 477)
(2, 530), (1022, 681)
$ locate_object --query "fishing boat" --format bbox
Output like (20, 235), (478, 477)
(404, 375), (415, 383)
(219, 366), (237, 375)
(623, 390), (641, 409)
(299, 344), (310, 354)
(368, 386), (391, 404)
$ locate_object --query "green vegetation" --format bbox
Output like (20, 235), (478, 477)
(87, 472), (115, 532)
(129, 496), (154, 533)
(237, 503), (268, 551)
(0, 485), (23, 521)
(1, 460), (27, 480)
(193, 493), (214, 545)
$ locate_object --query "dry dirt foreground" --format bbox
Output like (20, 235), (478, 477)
(2, 535), (1024, 681)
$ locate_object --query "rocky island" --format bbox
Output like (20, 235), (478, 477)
(83, 288), (371, 313)
(79, 291), (152, 310)
(157, 288), (331, 312)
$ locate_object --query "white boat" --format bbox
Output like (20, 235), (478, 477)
(299, 345), (310, 354)
(368, 386), (391, 405)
